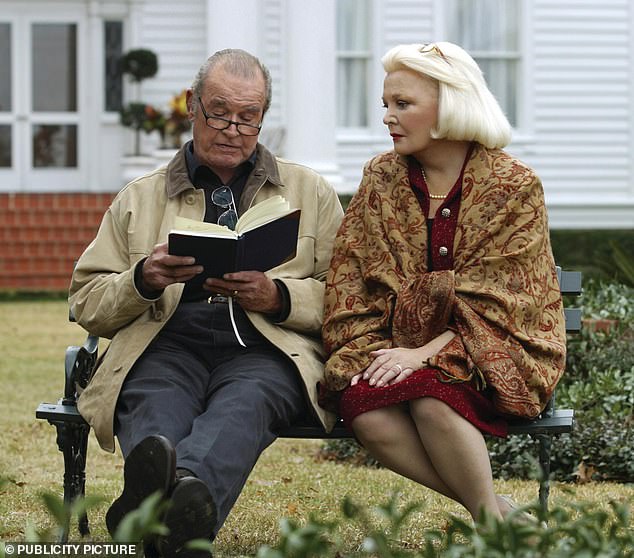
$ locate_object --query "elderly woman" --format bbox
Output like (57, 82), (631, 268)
(321, 42), (566, 521)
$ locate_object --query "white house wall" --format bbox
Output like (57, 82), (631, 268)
(260, 0), (285, 130)
(2, 0), (633, 228)
(517, 0), (634, 227)
(135, 0), (207, 106)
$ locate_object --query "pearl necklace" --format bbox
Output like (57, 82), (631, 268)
(421, 167), (448, 199)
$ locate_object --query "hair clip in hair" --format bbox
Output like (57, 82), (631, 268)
(420, 43), (451, 65)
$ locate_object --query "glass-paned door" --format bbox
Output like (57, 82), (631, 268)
(0, 21), (16, 187)
(0, 17), (84, 191)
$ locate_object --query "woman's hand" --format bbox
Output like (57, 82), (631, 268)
(356, 347), (429, 387)
(352, 330), (457, 388)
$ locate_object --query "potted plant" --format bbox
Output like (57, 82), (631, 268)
(118, 48), (159, 155)
(120, 48), (158, 84)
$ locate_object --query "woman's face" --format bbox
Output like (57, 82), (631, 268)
(382, 69), (439, 160)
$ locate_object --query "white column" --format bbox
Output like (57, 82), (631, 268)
(284, 0), (342, 187)
(205, 0), (260, 55)
(85, 1), (102, 191)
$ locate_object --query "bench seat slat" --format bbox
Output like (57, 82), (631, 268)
(559, 270), (582, 296)
(564, 308), (582, 333)
(36, 402), (574, 438)
(36, 402), (84, 423)
(278, 408), (574, 439)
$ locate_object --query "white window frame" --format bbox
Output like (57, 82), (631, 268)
(438, 0), (533, 141)
(335, 0), (374, 134)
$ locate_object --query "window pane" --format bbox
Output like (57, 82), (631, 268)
(337, 0), (370, 50)
(104, 20), (123, 112)
(32, 23), (77, 112)
(445, 0), (519, 127)
(337, 60), (368, 127)
(448, 0), (519, 51)
(337, 0), (371, 128)
(0, 23), (11, 112)
(0, 125), (11, 167)
(478, 59), (517, 125)
(32, 124), (77, 167)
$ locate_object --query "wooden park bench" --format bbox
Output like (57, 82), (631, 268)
(36, 268), (581, 542)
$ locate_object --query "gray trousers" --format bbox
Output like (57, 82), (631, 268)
(114, 301), (306, 537)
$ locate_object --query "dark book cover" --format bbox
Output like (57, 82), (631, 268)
(168, 209), (301, 280)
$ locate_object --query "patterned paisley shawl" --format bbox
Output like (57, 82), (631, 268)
(322, 145), (566, 419)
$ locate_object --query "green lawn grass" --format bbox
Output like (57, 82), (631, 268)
(1, 300), (633, 557)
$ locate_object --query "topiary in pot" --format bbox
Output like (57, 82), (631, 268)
(118, 48), (159, 154)
(120, 48), (159, 83)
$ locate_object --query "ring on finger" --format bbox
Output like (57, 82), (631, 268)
(394, 364), (403, 374)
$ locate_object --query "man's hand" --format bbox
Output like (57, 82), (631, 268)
(205, 271), (282, 314)
(141, 242), (203, 292)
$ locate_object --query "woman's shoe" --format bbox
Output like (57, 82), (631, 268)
(498, 494), (545, 527)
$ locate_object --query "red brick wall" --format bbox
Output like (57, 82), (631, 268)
(0, 193), (116, 291)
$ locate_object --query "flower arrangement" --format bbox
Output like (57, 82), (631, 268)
(164, 90), (191, 148)
(120, 102), (163, 155)
(119, 91), (192, 153)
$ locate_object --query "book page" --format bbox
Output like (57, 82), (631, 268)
(171, 195), (298, 237)
(171, 216), (237, 238)
(235, 195), (294, 234)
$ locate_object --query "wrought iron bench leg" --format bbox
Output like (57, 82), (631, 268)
(54, 420), (90, 541)
(536, 433), (552, 516)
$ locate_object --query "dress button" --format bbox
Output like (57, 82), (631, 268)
(185, 194), (196, 205)
(439, 246), (448, 256)
(154, 310), (164, 321)
(441, 208), (451, 218)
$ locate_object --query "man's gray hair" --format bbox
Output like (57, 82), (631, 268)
(191, 49), (272, 114)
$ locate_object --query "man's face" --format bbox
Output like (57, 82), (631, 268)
(188, 65), (266, 182)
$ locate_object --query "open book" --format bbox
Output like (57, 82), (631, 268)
(168, 195), (301, 280)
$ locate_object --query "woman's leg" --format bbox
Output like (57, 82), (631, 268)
(352, 401), (511, 521)
(409, 397), (502, 520)
(351, 404), (463, 504)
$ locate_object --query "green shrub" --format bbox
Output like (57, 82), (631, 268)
(10, 481), (634, 558)
(488, 282), (634, 483)
(549, 230), (634, 282)
(257, 492), (634, 557)
(578, 279), (634, 325)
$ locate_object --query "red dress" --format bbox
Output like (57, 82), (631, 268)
(338, 154), (508, 438)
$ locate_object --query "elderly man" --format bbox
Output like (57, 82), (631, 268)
(70, 49), (343, 557)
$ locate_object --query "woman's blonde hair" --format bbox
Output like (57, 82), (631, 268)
(381, 42), (512, 148)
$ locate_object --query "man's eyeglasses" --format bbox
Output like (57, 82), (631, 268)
(211, 186), (238, 230)
(419, 43), (451, 65)
(198, 97), (262, 136)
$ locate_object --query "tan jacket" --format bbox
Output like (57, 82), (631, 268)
(70, 144), (343, 451)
